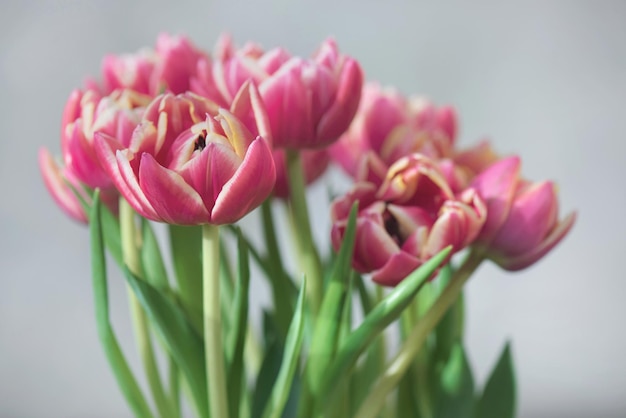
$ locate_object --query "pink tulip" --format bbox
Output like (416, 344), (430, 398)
(471, 156), (576, 270)
(60, 88), (151, 189)
(271, 148), (330, 198)
(192, 36), (364, 149)
(331, 154), (486, 286)
(39, 148), (119, 222)
(330, 83), (458, 177)
(95, 83), (276, 225)
(40, 88), (150, 221)
(102, 33), (206, 96)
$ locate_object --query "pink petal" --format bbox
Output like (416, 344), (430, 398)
(211, 137), (276, 224)
(179, 142), (240, 215)
(259, 60), (313, 148)
(496, 212), (576, 271)
(490, 181), (559, 257)
(94, 133), (157, 219)
(138, 153), (210, 225)
(65, 123), (110, 188)
(371, 252), (422, 287)
(353, 216), (401, 273)
(38, 148), (87, 223)
(471, 156), (521, 243)
(316, 58), (364, 145)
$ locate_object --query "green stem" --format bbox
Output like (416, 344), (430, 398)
(168, 358), (181, 418)
(261, 200), (294, 337)
(285, 149), (323, 314)
(354, 251), (483, 418)
(202, 224), (229, 418)
(120, 200), (173, 418)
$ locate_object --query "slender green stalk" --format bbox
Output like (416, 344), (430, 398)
(120, 200), (173, 418)
(202, 224), (229, 418)
(285, 149), (323, 314)
(261, 200), (294, 336)
(354, 251), (483, 418)
(90, 192), (154, 418)
(168, 359), (181, 418)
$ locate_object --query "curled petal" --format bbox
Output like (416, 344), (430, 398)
(490, 181), (559, 257)
(211, 137), (276, 224)
(371, 252), (422, 287)
(316, 58), (364, 144)
(65, 123), (110, 188)
(260, 60), (313, 147)
(351, 216), (402, 273)
(39, 148), (87, 223)
(472, 156), (521, 243)
(179, 142), (240, 215)
(94, 133), (158, 219)
(138, 153), (209, 224)
(494, 212), (577, 271)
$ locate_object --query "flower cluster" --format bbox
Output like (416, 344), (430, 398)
(330, 83), (576, 285)
(40, 33), (575, 284)
(40, 33), (363, 224)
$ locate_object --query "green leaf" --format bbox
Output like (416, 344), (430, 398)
(434, 263), (463, 365)
(397, 372), (421, 418)
(253, 313), (282, 418)
(140, 218), (169, 289)
(168, 224), (203, 334)
(261, 279), (307, 418)
(306, 202), (358, 395)
(123, 266), (209, 418)
(435, 342), (475, 418)
(89, 191), (154, 418)
(227, 228), (251, 418)
(475, 342), (516, 418)
(317, 246), (453, 410)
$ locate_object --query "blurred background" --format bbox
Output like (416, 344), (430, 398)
(1, 1), (624, 417)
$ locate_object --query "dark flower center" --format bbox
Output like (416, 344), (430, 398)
(194, 129), (208, 151)
(384, 209), (402, 245)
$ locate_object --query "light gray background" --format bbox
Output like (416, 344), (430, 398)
(1, 1), (624, 417)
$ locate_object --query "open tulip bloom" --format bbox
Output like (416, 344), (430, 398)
(39, 33), (576, 418)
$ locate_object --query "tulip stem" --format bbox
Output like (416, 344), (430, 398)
(261, 199), (294, 337)
(354, 251), (484, 418)
(202, 224), (229, 418)
(120, 200), (173, 418)
(286, 149), (323, 314)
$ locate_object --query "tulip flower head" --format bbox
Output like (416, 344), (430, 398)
(331, 154), (486, 286)
(95, 84), (276, 225)
(101, 33), (206, 96)
(192, 35), (364, 149)
(39, 88), (151, 221)
(471, 156), (576, 270)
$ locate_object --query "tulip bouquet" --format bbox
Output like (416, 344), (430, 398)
(39, 33), (575, 418)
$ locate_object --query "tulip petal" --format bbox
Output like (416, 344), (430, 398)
(65, 123), (111, 188)
(490, 181), (559, 257)
(371, 252), (422, 287)
(354, 217), (400, 272)
(211, 137), (276, 224)
(260, 60), (313, 148)
(94, 133), (159, 220)
(179, 142), (240, 215)
(495, 212), (577, 271)
(38, 148), (88, 222)
(471, 156), (521, 242)
(138, 153), (209, 225)
(316, 58), (364, 144)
